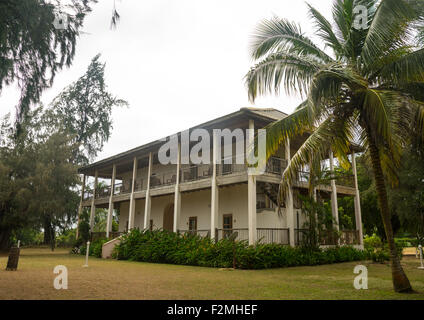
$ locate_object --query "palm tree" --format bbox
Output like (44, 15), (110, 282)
(246, 0), (424, 293)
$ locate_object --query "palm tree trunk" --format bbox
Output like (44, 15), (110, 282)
(43, 216), (52, 245)
(368, 137), (412, 293)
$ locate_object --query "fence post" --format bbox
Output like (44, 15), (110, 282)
(215, 228), (218, 243)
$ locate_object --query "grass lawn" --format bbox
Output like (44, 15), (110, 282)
(0, 247), (424, 300)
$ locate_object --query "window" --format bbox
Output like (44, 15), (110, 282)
(256, 193), (275, 209)
(256, 193), (267, 209)
(223, 214), (233, 229)
(189, 217), (197, 233)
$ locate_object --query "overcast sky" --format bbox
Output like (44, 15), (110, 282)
(0, 0), (333, 162)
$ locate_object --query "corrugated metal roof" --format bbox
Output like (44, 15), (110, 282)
(78, 107), (363, 174)
(241, 107), (288, 121)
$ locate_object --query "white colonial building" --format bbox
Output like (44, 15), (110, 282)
(78, 107), (363, 248)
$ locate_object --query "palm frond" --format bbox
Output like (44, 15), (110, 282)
(110, 0), (120, 29)
(332, 0), (355, 42)
(418, 103), (424, 143)
(278, 114), (354, 200)
(307, 3), (344, 56)
(361, 0), (421, 69)
(378, 148), (400, 186)
(376, 48), (424, 84)
(245, 53), (323, 102)
(360, 89), (414, 184)
(334, 0), (378, 62)
(418, 26), (424, 46)
(411, 99), (424, 145)
(390, 82), (424, 103)
(261, 101), (313, 160)
(308, 64), (367, 109)
(249, 17), (333, 63)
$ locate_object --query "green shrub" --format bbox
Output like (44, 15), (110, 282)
(113, 229), (369, 269)
(56, 229), (77, 248)
(10, 228), (44, 247)
(369, 249), (390, 263)
(79, 238), (107, 258)
(364, 233), (383, 250)
(363, 233), (404, 263)
(395, 237), (418, 248)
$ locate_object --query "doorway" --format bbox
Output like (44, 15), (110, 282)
(223, 214), (233, 238)
(163, 204), (174, 231)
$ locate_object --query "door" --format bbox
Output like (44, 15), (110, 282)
(189, 217), (197, 234)
(223, 214), (233, 238)
(163, 204), (174, 231)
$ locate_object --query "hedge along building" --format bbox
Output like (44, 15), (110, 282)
(77, 107), (364, 248)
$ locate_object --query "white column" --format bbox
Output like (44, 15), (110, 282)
(247, 175), (257, 245)
(210, 131), (219, 240)
(143, 152), (153, 230)
(76, 174), (86, 239)
(285, 139), (295, 246)
(173, 143), (181, 232)
(247, 120), (257, 245)
(106, 164), (116, 238)
(89, 170), (98, 232)
(352, 151), (364, 246)
(310, 161), (318, 233)
(128, 157), (138, 230)
(329, 150), (339, 230)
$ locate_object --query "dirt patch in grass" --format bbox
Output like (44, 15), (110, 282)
(0, 248), (424, 300)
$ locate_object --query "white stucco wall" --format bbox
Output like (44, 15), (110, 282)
(180, 189), (211, 231)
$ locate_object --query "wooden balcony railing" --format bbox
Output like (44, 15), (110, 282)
(216, 154), (247, 176)
(295, 228), (360, 246)
(265, 157), (288, 175)
(294, 228), (308, 246)
(178, 229), (211, 237)
(95, 185), (111, 199)
(89, 228), (357, 246)
(180, 228), (290, 245)
(340, 230), (360, 245)
(257, 228), (289, 245)
(216, 228), (249, 242)
(181, 164), (213, 182)
(295, 229), (339, 246)
(215, 156), (287, 176)
(83, 190), (93, 201)
(319, 230), (339, 245)
(82, 156), (357, 200)
(134, 178), (144, 191)
(113, 182), (131, 195)
(150, 169), (177, 188)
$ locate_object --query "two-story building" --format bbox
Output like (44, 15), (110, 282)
(77, 107), (364, 248)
